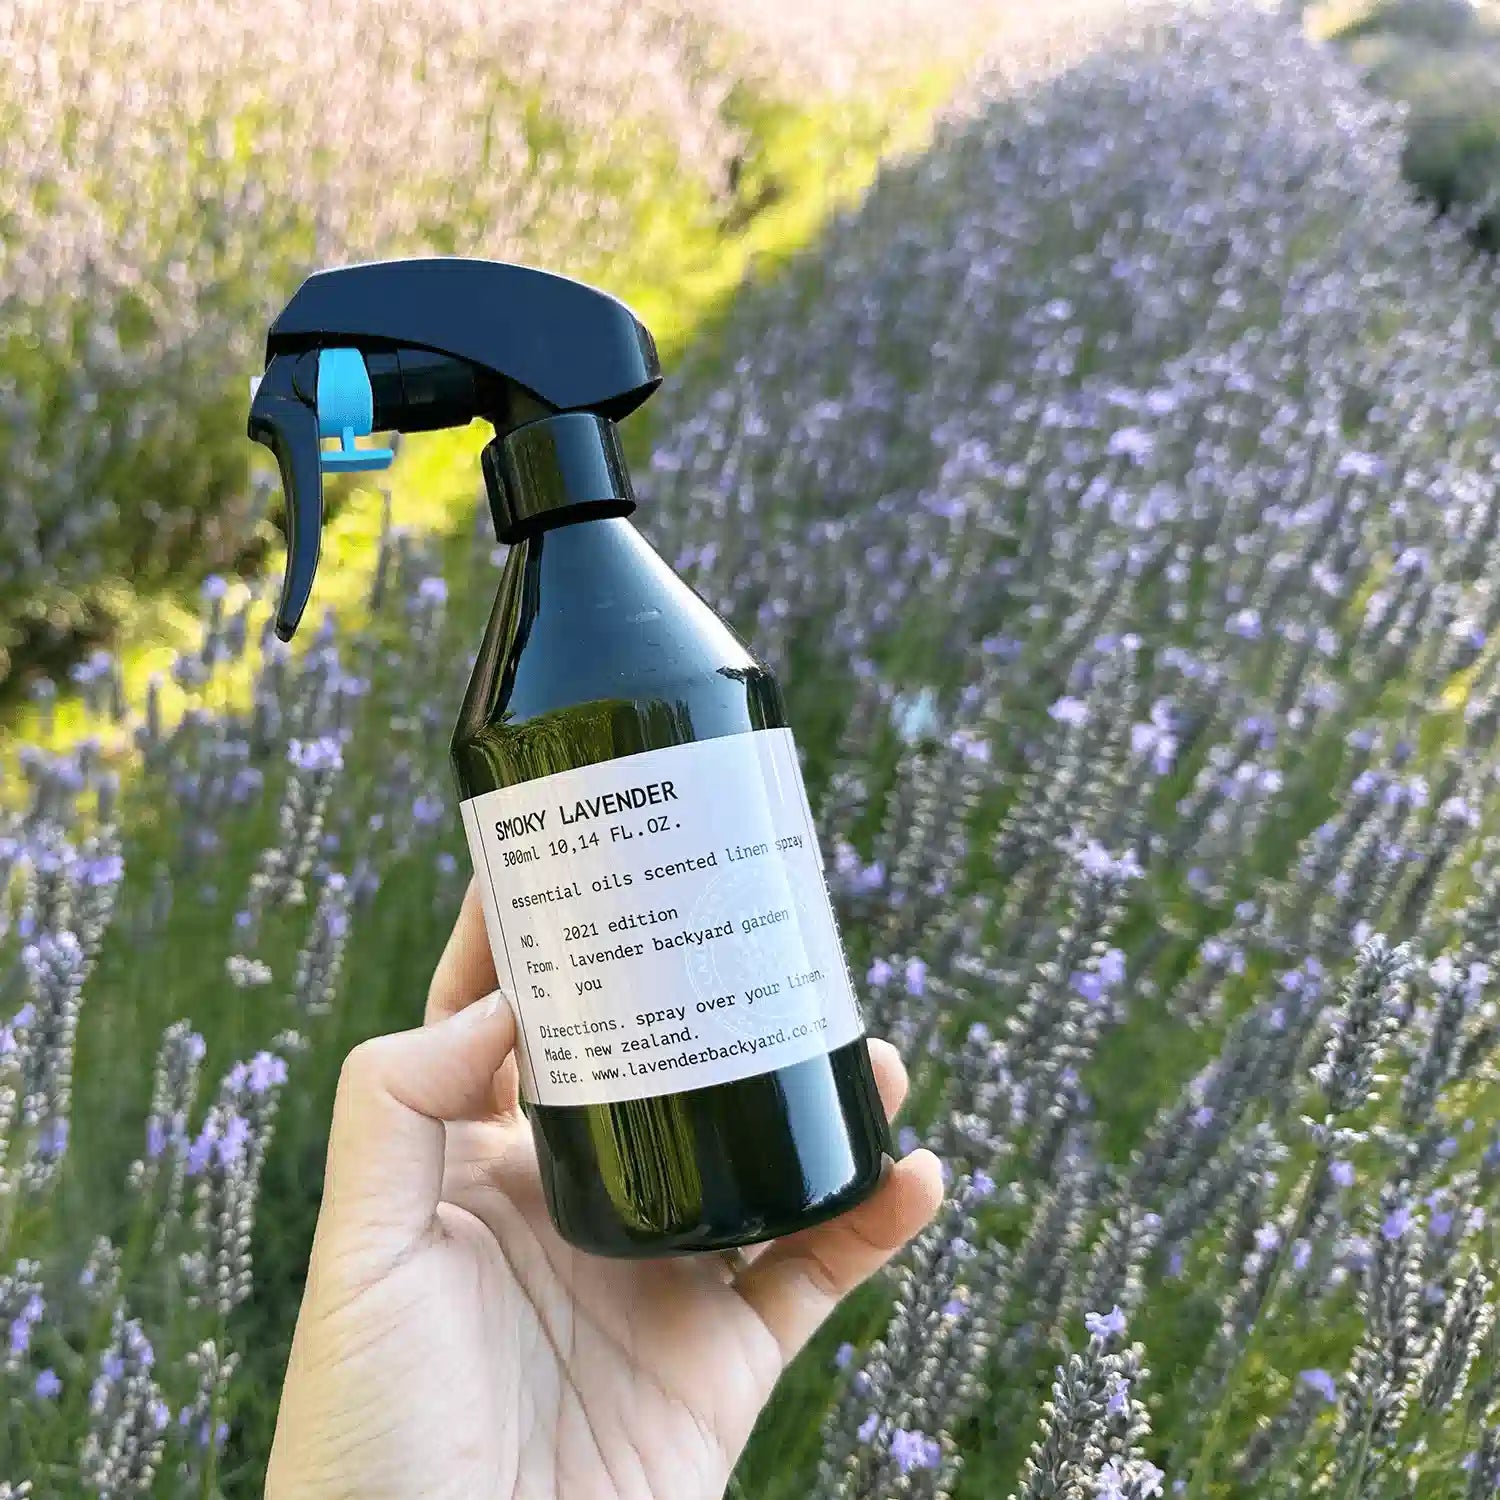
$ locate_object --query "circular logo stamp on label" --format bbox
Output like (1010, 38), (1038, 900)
(682, 862), (830, 1041)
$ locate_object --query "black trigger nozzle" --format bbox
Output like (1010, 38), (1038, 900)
(249, 257), (664, 638)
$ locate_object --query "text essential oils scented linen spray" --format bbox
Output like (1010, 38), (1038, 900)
(248, 258), (891, 1255)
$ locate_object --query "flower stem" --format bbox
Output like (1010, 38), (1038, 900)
(1185, 1152), (1329, 1500)
(1338, 1393), (1379, 1500)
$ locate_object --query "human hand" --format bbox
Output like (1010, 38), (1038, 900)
(266, 882), (944, 1500)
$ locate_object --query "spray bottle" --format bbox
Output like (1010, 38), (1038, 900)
(248, 257), (891, 1256)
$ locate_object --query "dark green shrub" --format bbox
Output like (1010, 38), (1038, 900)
(1322, 2), (1500, 249)
(1328, 0), (1481, 47)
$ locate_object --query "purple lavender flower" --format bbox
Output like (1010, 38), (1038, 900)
(1381, 1203), (1413, 1242)
(243, 1053), (288, 1095)
(8, 1291), (44, 1359)
(888, 1428), (942, 1474)
(1075, 842), (1144, 884)
(1098, 1458), (1166, 1499)
(286, 737), (343, 775)
(82, 1311), (167, 1493)
(1086, 1306), (1128, 1341)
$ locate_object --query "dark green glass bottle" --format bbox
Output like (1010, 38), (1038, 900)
(247, 255), (890, 1257)
(451, 515), (892, 1256)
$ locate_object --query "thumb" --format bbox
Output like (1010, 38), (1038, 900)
(317, 991), (516, 1272)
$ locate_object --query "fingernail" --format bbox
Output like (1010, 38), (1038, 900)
(454, 990), (502, 1025)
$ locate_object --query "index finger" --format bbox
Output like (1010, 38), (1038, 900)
(426, 880), (500, 1024)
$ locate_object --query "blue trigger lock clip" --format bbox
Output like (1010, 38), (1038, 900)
(316, 348), (396, 473)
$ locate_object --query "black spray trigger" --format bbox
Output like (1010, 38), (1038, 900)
(248, 352), (326, 642)
(249, 257), (662, 640)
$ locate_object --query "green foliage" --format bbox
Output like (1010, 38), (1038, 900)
(1320, 0), (1500, 248)
(1392, 50), (1500, 249)
(1324, 0), (1482, 47)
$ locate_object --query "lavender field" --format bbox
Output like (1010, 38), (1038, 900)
(5, 0), (1500, 1495)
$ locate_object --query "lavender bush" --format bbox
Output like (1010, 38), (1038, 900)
(5, 0), (1500, 1495)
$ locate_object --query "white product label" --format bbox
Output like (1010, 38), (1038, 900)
(461, 728), (864, 1106)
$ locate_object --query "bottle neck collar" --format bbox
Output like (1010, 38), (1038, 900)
(483, 412), (635, 545)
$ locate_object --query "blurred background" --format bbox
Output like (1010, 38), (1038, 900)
(5, 1), (1500, 1496)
